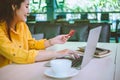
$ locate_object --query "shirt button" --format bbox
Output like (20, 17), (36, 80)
(19, 45), (21, 48)
(13, 54), (15, 56)
(33, 44), (35, 46)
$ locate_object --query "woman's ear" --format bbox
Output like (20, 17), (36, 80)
(12, 5), (17, 11)
(12, 5), (15, 11)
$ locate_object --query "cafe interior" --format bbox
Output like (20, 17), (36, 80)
(27, 0), (120, 43)
(0, 0), (120, 80)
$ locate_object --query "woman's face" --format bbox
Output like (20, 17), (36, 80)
(14, 0), (29, 22)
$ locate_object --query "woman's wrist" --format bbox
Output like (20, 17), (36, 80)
(48, 39), (54, 46)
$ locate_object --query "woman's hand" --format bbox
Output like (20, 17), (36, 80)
(50, 34), (70, 45)
(57, 49), (79, 59)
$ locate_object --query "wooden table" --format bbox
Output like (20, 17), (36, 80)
(0, 42), (117, 80)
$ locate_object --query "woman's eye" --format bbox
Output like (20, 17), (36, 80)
(26, 5), (29, 8)
(26, 6), (28, 8)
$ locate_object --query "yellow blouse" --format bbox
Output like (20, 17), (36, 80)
(0, 21), (46, 67)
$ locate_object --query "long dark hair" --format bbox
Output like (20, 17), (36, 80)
(0, 0), (24, 41)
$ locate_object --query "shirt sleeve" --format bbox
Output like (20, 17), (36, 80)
(28, 39), (47, 50)
(24, 23), (47, 50)
(0, 29), (38, 64)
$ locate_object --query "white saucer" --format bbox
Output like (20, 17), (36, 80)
(44, 68), (79, 79)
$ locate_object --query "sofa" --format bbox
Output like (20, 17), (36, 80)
(27, 21), (110, 42)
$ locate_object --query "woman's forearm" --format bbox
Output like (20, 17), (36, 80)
(35, 50), (58, 62)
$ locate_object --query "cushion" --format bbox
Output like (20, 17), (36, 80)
(32, 33), (44, 40)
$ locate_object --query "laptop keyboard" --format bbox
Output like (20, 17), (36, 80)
(72, 56), (83, 67)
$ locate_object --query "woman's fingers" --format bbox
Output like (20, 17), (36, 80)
(62, 35), (70, 41)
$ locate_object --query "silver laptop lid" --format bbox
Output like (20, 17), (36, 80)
(80, 26), (102, 69)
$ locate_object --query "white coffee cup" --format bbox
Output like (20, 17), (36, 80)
(50, 59), (72, 76)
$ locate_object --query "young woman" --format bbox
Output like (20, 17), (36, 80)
(0, 0), (76, 67)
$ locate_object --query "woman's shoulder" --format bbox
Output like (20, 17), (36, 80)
(0, 21), (6, 31)
(0, 21), (6, 26)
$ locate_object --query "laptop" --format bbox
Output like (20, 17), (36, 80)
(72, 26), (102, 69)
(44, 26), (102, 70)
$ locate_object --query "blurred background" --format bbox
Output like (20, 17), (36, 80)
(27, 0), (120, 43)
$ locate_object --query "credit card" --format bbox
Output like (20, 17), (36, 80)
(68, 29), (75, 37)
